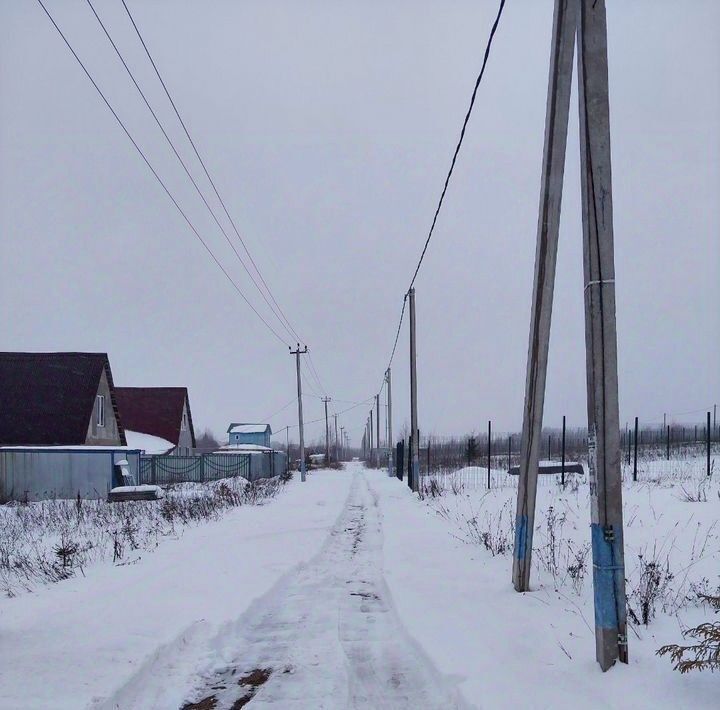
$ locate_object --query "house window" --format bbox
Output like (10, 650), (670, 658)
(181, 410), (188, 431)
(96, 394), (105, 428)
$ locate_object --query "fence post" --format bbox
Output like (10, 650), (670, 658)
(708, 411), (712, 477)
(626, 424), (631, 465)
(427, 439), (431, 474)
(508, 434), (512, 471)
(396, 441), (404, 481)
(633, 416), (638, 482)
(407, 435), (413, 489)
(487, 420), (492, 489)
(199, 454), (205, 483)
(561, 415), (566, 487)
(666, 424), (670, 460)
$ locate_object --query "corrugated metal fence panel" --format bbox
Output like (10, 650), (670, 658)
(204, 454), (250, 482)
(0, 449), (140, 501)
(136, 452), (288, 485)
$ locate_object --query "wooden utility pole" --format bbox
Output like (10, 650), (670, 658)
(409, 288), (419, 492)
(386, 367), (393, 477)
(340, 425), (345, 461)
(512, 0), (627, 672)
(322, 396), (331, 465)
(290, 345), (308, 482)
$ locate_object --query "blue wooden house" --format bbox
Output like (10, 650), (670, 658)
(227, 423), (272, 448)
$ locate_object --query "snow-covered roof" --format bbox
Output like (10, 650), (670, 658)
(227, 423), (271, 434)
(0, 445), (139, 451)
(216, 443), (272, 453)
(124, 430), (175, 455)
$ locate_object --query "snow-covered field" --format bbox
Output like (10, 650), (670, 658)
(0, 461), (717, 709)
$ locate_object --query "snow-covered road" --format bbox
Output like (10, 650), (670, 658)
(3, 462), (715, 709)
(177, 467), (465, 709)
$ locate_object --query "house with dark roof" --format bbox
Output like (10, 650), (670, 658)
(0, 352), (126, 446)
(114, 387), (196, 454)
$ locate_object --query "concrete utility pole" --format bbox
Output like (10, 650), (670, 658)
(578, 0), (627, 669)
(512, 0), (627, 672)
(376, 394), (381, 451)
(334, 414), (339, 463)
(369, 409), (374, 452)
(513, 0), (577, 593)
(322, 396), (331, 465)
(340, 425), (345, 461)
(386, 367), (393, 477)
(409, 287), (419, 492)
(290, 345), (309, 482)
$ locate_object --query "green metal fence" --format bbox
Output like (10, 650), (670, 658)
(138, 453), (250, 485)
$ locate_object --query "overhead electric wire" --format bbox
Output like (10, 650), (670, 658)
(83, 0), (297, 345)
(407, 0), (506, 291)
(118, 0), (303, 346)
(261, 396), (298, 421)
(34, 0), (290, 346)
(283, 396), (375, 430)
(377, 0), (507, 391)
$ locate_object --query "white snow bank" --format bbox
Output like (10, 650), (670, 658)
(124, 430), (174, 454)
(369, 463), (718, 709)
(0, 469), (354, 709)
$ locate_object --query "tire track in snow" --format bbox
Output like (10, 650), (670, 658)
(180, 467), (469, 709)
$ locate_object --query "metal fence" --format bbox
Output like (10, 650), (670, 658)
(138, 451), (287, 485)
(0, 447), (141, 501)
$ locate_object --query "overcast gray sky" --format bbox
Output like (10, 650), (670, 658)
(1, 0), (718, 445)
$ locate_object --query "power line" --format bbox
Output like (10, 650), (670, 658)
(118, 0), (303, 346)
(261, 396), (298, 421)
(376, 0), (506, 400)
(84, 0), (297, 345)
(283, 396), (375, 430)
(34, 0), (290, 346)
(408, 0), (506, 290)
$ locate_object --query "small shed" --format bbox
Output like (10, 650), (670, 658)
(227, 423), (272, 448)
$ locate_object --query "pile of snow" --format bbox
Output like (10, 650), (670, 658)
(216, 443), (272, 454)
(124, 430), (174, 455)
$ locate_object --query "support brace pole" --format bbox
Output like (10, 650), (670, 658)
(513, 0), (577, 592)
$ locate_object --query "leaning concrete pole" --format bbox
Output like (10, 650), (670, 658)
(577, 0), (628, 670)
(513, 0), (577, 592)
(409, 288), (420, 492)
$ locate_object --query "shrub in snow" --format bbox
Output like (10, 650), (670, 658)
(628, 550), (675, 625)
(0, 476), (284, 597)
(658, 593), (720, 673)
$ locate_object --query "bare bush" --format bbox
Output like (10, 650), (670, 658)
(628, 550), (675, 625)
(0, 475), (283, 597)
